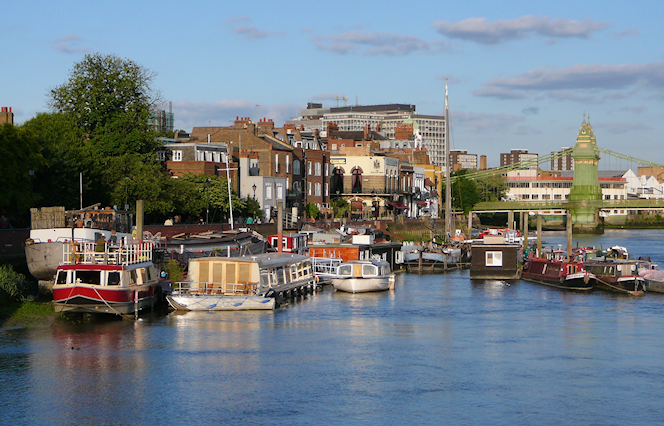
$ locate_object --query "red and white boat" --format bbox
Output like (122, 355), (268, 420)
(52, 240), (165, 315)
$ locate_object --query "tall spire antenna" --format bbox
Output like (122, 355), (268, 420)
(444, 78), (452, 241)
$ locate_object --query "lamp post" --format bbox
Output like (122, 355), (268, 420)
(205, 177), (211, 225)
(252, 183), (257, 199)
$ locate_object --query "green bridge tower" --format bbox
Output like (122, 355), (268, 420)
(568, 116), (604, 233)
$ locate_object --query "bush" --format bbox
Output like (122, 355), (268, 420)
(163, 259), (185, 283)
(0, 265), (32, 304)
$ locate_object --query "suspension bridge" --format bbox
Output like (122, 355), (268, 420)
(454, 119), (664, 234)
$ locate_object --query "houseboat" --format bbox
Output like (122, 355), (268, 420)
(584, 259), (646, 295)
(521, 249), (595, 291)
(403, 246), (463, 273)
(26, 205), (133, 281)
(470, 239), (521, 280)
(166, 253), (316, 311)
(331, 260), (396, 293)
(52, 240), (164, 315)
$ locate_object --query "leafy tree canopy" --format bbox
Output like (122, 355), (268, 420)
(0, 124), (46, 220)
(48, 53), (160, 144)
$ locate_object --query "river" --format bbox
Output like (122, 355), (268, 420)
(2, 229), (664, 425)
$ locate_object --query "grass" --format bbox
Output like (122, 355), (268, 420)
(0, 300), (58, 328)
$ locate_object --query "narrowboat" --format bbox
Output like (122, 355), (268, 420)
(52, 240), (164, 315)
(584, 260), (646, 295)
(521, 250), (595, 291)
(166, 253), (316, 311)
(267, 233), (308, 254)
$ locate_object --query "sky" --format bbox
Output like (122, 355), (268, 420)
(2, 0), (663, 168)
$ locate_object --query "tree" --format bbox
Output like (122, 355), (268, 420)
(476, 174), (507, 202)
(179, 174), (244, 222)
(444, 170), (481, 214)
(48, 53), (160, 146)
(21, 113), (88, 209)
(304, 203), (320, 220)
(0, 124), (45, 222)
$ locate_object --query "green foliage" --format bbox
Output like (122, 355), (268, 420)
(475, 174), (507, 202)
(163, 259), (185, 283)
(304, 203), (320, 220)
(48, 53), (159, 142)
(332, 197), (349, 218)
(0, 265), (32, 305)
(0, 124), (46, 220)
(21, 113), (88, 209)
(243, 197), (262, 219)
(179, 174), (244, 222)
(444, 170), (481, 214)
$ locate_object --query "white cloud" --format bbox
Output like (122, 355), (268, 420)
(473, 86), (527, 99)
(172, 100), (300, 132)
(431, 15), (610, 45)
(452, 111), (525, 133)
(595, 122), (650, 134)
(313, 30), (449, 56)
(51, 34), (90, 54)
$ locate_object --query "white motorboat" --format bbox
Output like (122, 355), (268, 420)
(331, 260), (395, 293)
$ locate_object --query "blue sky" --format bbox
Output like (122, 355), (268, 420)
(2, 0), (663, 167)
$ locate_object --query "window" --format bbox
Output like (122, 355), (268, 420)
(293, 160), (301, 175)
(485, 251), (503, 267)
(315, 182), (321, 196)
(325, 183), (329, 197)
(265, 183), (272, 200)
(276, 184), (283, 201)
(315, 162), (321, 176)
(308, 182), (312, 196)
(172, 150), (182, 161)
(275, 154), (280, 173)
(286, 155), (290, 173)
(332, 143), (337, 151)
(325, 163), (329, 177)
(308, 161), (312, 176)
(157, 151), (166, 161)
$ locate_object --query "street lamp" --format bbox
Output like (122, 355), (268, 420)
(252, 183), (257, 199)
(205, 177), (211, 224)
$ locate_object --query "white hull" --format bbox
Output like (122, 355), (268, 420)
(167, 294), (275, 311)
(331, 275), (395, 293)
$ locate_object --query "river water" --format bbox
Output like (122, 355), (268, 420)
(3, 229), (664, 425)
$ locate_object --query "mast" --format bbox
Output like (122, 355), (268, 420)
(444, 80), (452, 241)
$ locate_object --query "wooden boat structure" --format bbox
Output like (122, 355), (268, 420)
(331, 260), (396, 293)
(166, 253), (318, 311)
(52, 240), (165, 315)
(521, 252), (594, 292)
(469, 238), (522, 280)
(583, 259), (646, 295)
(402, 242), (469, 273)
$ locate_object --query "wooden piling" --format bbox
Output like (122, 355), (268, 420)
(537, 214), (542, 258)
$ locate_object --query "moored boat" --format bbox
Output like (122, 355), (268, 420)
(26, 205), (133, 281)
(584, 259), (646, 295)
(52, 240), (164, 315)
(166, 253), (316, 311)
(521, 250), (594, 291)
(331, 260), (395, 293)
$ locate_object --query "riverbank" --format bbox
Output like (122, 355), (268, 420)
(0, 300), (58, 329)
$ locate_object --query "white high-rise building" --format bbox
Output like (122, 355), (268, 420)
(287, 103), (447, 168)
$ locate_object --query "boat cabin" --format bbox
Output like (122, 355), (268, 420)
(176, 253), (314, 296)
(336, 260), (391, 279)
(470, 242), (521, 280)
(268, 233), (307, 254)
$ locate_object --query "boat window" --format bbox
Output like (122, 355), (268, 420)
(302, 261), (311, 277)
(145, 267), (152, 281)
(138, 269), (146, 285)
(56, 271), (68, 284)
(260, 270), (269, 287)
(276, 267), (285, 286)
(107, 272), (121, 286)
(239, 263), (251, 284)
(131, 270), (138, 284)
(338, 265), (352, 276)
(75, 270), (101, 285)
(485, 251), (503, 267)
(363, 264), (377, 276)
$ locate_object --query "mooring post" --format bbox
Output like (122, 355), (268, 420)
(418, 249), (423, 274)
(567, 211), (573, 262)
(537, 214), (542, 258)
(508, 210), (514, 230)
(277, 201), (283, 253)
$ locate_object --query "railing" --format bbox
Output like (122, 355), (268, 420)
(172, 281), (258, 296)
(63, 241), (154, 266)
(311, 256), (343, 276)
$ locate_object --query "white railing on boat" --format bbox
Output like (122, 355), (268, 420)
(311, 257), (343, 276)
(172, 281), (258, 296)
(62, 241), (154, 266)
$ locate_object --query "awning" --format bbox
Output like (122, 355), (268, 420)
(418, 201), (429, 206)
(424, 178), (434, 187)
(351, 200), (364, 212)
(388, 202), (408, 210)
